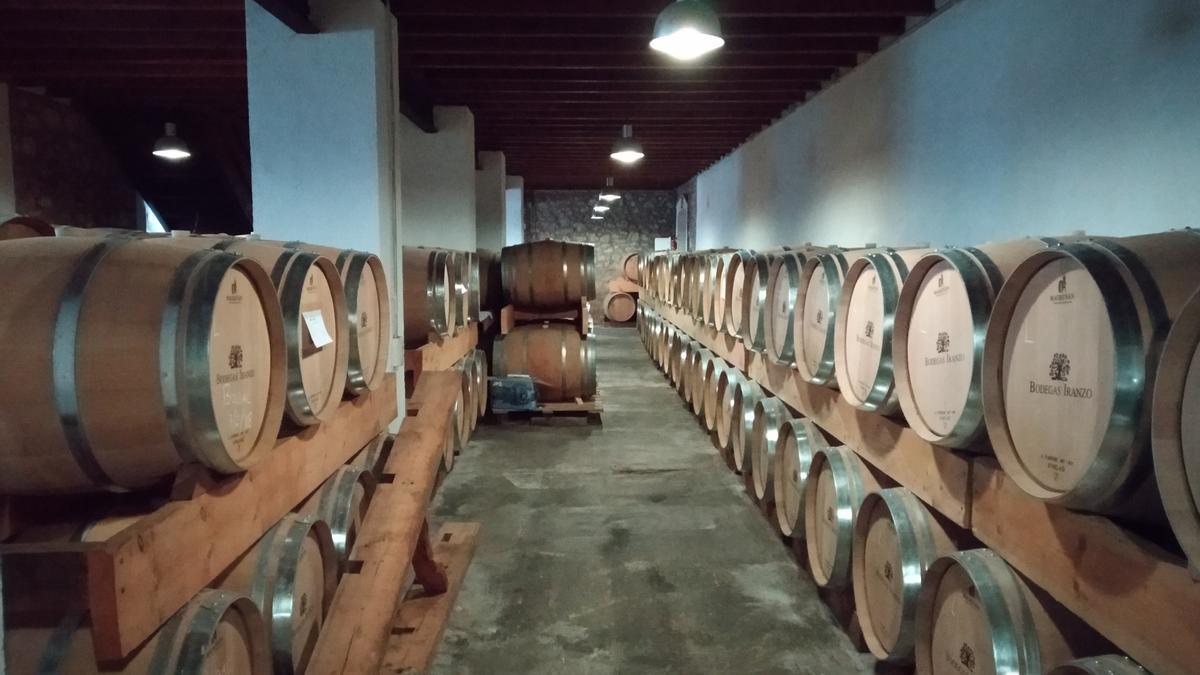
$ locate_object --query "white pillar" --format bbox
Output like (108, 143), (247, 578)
(475, 151), (506, 252)
(399, 106), (476, 250)
(504, 176), (524, 247)
(245, 0), (405, 412)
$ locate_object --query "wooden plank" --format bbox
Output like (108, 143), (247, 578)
(650, 299), (971, 526)
(381, 522), (482, 674)
(971, 460), (1199, 675)
(0, 374), (398, 662)
(307, 372), (460, 675)
(405, 323), (478, 378)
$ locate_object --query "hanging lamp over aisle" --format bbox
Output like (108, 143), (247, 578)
(611, 125), (645, 164)
(599, 177), (622, 202)
(650, 0), (725, 61)
(152, 122), (191, 161)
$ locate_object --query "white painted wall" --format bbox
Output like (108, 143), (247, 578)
(399, 106), (476, 251)
(0, 84), (16, 221)
(504, 175), (524, 247)
(245, 0), (405, 410)
(694, 0), (1200, 249)
(475, 151), (506, 251)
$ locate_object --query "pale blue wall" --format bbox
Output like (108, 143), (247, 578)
(694, 0), (1200, 249)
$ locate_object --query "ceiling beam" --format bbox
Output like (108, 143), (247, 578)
(395, 15), (906, 37)
(0, 9), (244, 31)
(389, 0), (933, 18)
(251, 0), (318, 33)
(419, 68), (836, 82)
(430, 78), (821, 93)
(402, 35), (880, 54)
(408, 51), (859, 69)
(0, 32), (247, 50)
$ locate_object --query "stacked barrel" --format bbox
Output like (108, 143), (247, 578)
(402, 246), (488, 347)
(600, 251), (643, 324)
(638, 228), (1200, 673)
(0, 230), (397, 673)
(493, 240), (599, 403)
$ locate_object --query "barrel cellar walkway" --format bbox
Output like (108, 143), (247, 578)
(430, 326), (873, 674)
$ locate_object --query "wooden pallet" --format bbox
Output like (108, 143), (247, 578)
(492, 395), (603, 425)
(499, 299), (590, 337)
(307, 370), (479, 675)
(1, 375), (398, 662)
(645, 297), (1200, 675)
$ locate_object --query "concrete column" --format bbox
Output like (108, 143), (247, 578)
(399, 106), (476, 250)
(475, 151), (506, 252)
(0, 84), (16, 220)
(504, 176), (524, 246)
(245, 0), (405, 411)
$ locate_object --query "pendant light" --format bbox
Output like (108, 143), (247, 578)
(650, 0), (725, 61)
(591, 214), (605, 221)
(599, 177), (621, 203)
(610, 125), (645, 164)
(593, 202), (611, 213)
(152, 122), (191, 161)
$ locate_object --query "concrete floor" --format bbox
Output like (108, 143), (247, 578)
(431, 327), (874, 674)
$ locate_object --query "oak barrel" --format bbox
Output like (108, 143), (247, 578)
(834, 247), (931, 415)
(772, 417), (829, 538)
(5, 590), (270, 674)
(732, 380), (767, 475)
(282, 241), (391, 396)
(749, 397), (791, 504)
(493, 323), (597, 402)
(477, 249), (504, 312)
(893, 239), (1064, 448)
(444, 388), (464, 472)
(1049, 656), (1148, 674)
(456, 353), (478, 440)
(620, 252), (641, 283)
(298, 465), (376, 571)
(1152, 285), (1200, 568)
(218, 514), (337, 675)
(916, 549), (1101, 675)
(683, 346), (711, 407)
(472, 347), (489, 417)
(0, 237), (286, 494)
(604, 291), (637, 323)
(701, 358), (729, 432)
(739, 252), (773, 348)
(764, 247), (827, 364)
(794, 249), (862, 387)
(983, 231), (1200, 514)
(0, 215), (54, 240)
(691, 349), (719, 417)
(501, 240), (596, 311)
(714, 367), (745, 452)
(803, 446), (881, 588)
(851, 488), (956, 664)
(402, 247), (454, 345)
(169, 236), (350, 426)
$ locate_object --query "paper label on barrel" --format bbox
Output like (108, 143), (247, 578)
(209, 267), (271, 462)
(863, 506), (904, 652)
(842, 269), (886, 402)
(1002, 258), (1114, 493)
(298, 267), (339, 413)
(930, 566), (993, 675)
(814, 465), (840, 579)
(800, 266), (830, 375)
(303, 310), (333, 349)
(907, 261), (974, 436)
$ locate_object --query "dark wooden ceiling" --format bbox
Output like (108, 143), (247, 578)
(0, 0), (935, 230)
(390, 0), (935, 190)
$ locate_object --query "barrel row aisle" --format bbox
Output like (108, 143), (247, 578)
(634, 231), (1200, 675)
(0, 230), (487, 674)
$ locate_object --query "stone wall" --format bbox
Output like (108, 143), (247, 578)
(524, 189), (675, 299)
(9, 88), (137, 229)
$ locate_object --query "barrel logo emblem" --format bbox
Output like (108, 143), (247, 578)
(936, 332), (950, 354)
(1051, 275), (1075, 304)
(1049, 353), (1070, 382)
(1058, 275), (1067, 293)
(815, 309), (824, 326)
(232, 279), (238, 295)
(229, 345), (244, 370)
(959, 644), (975, 671)
(883, 561), (893, 581)
(864, 320), (875, 339)
(361, 311), (369, 329)
(938, 274), (944, 288)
